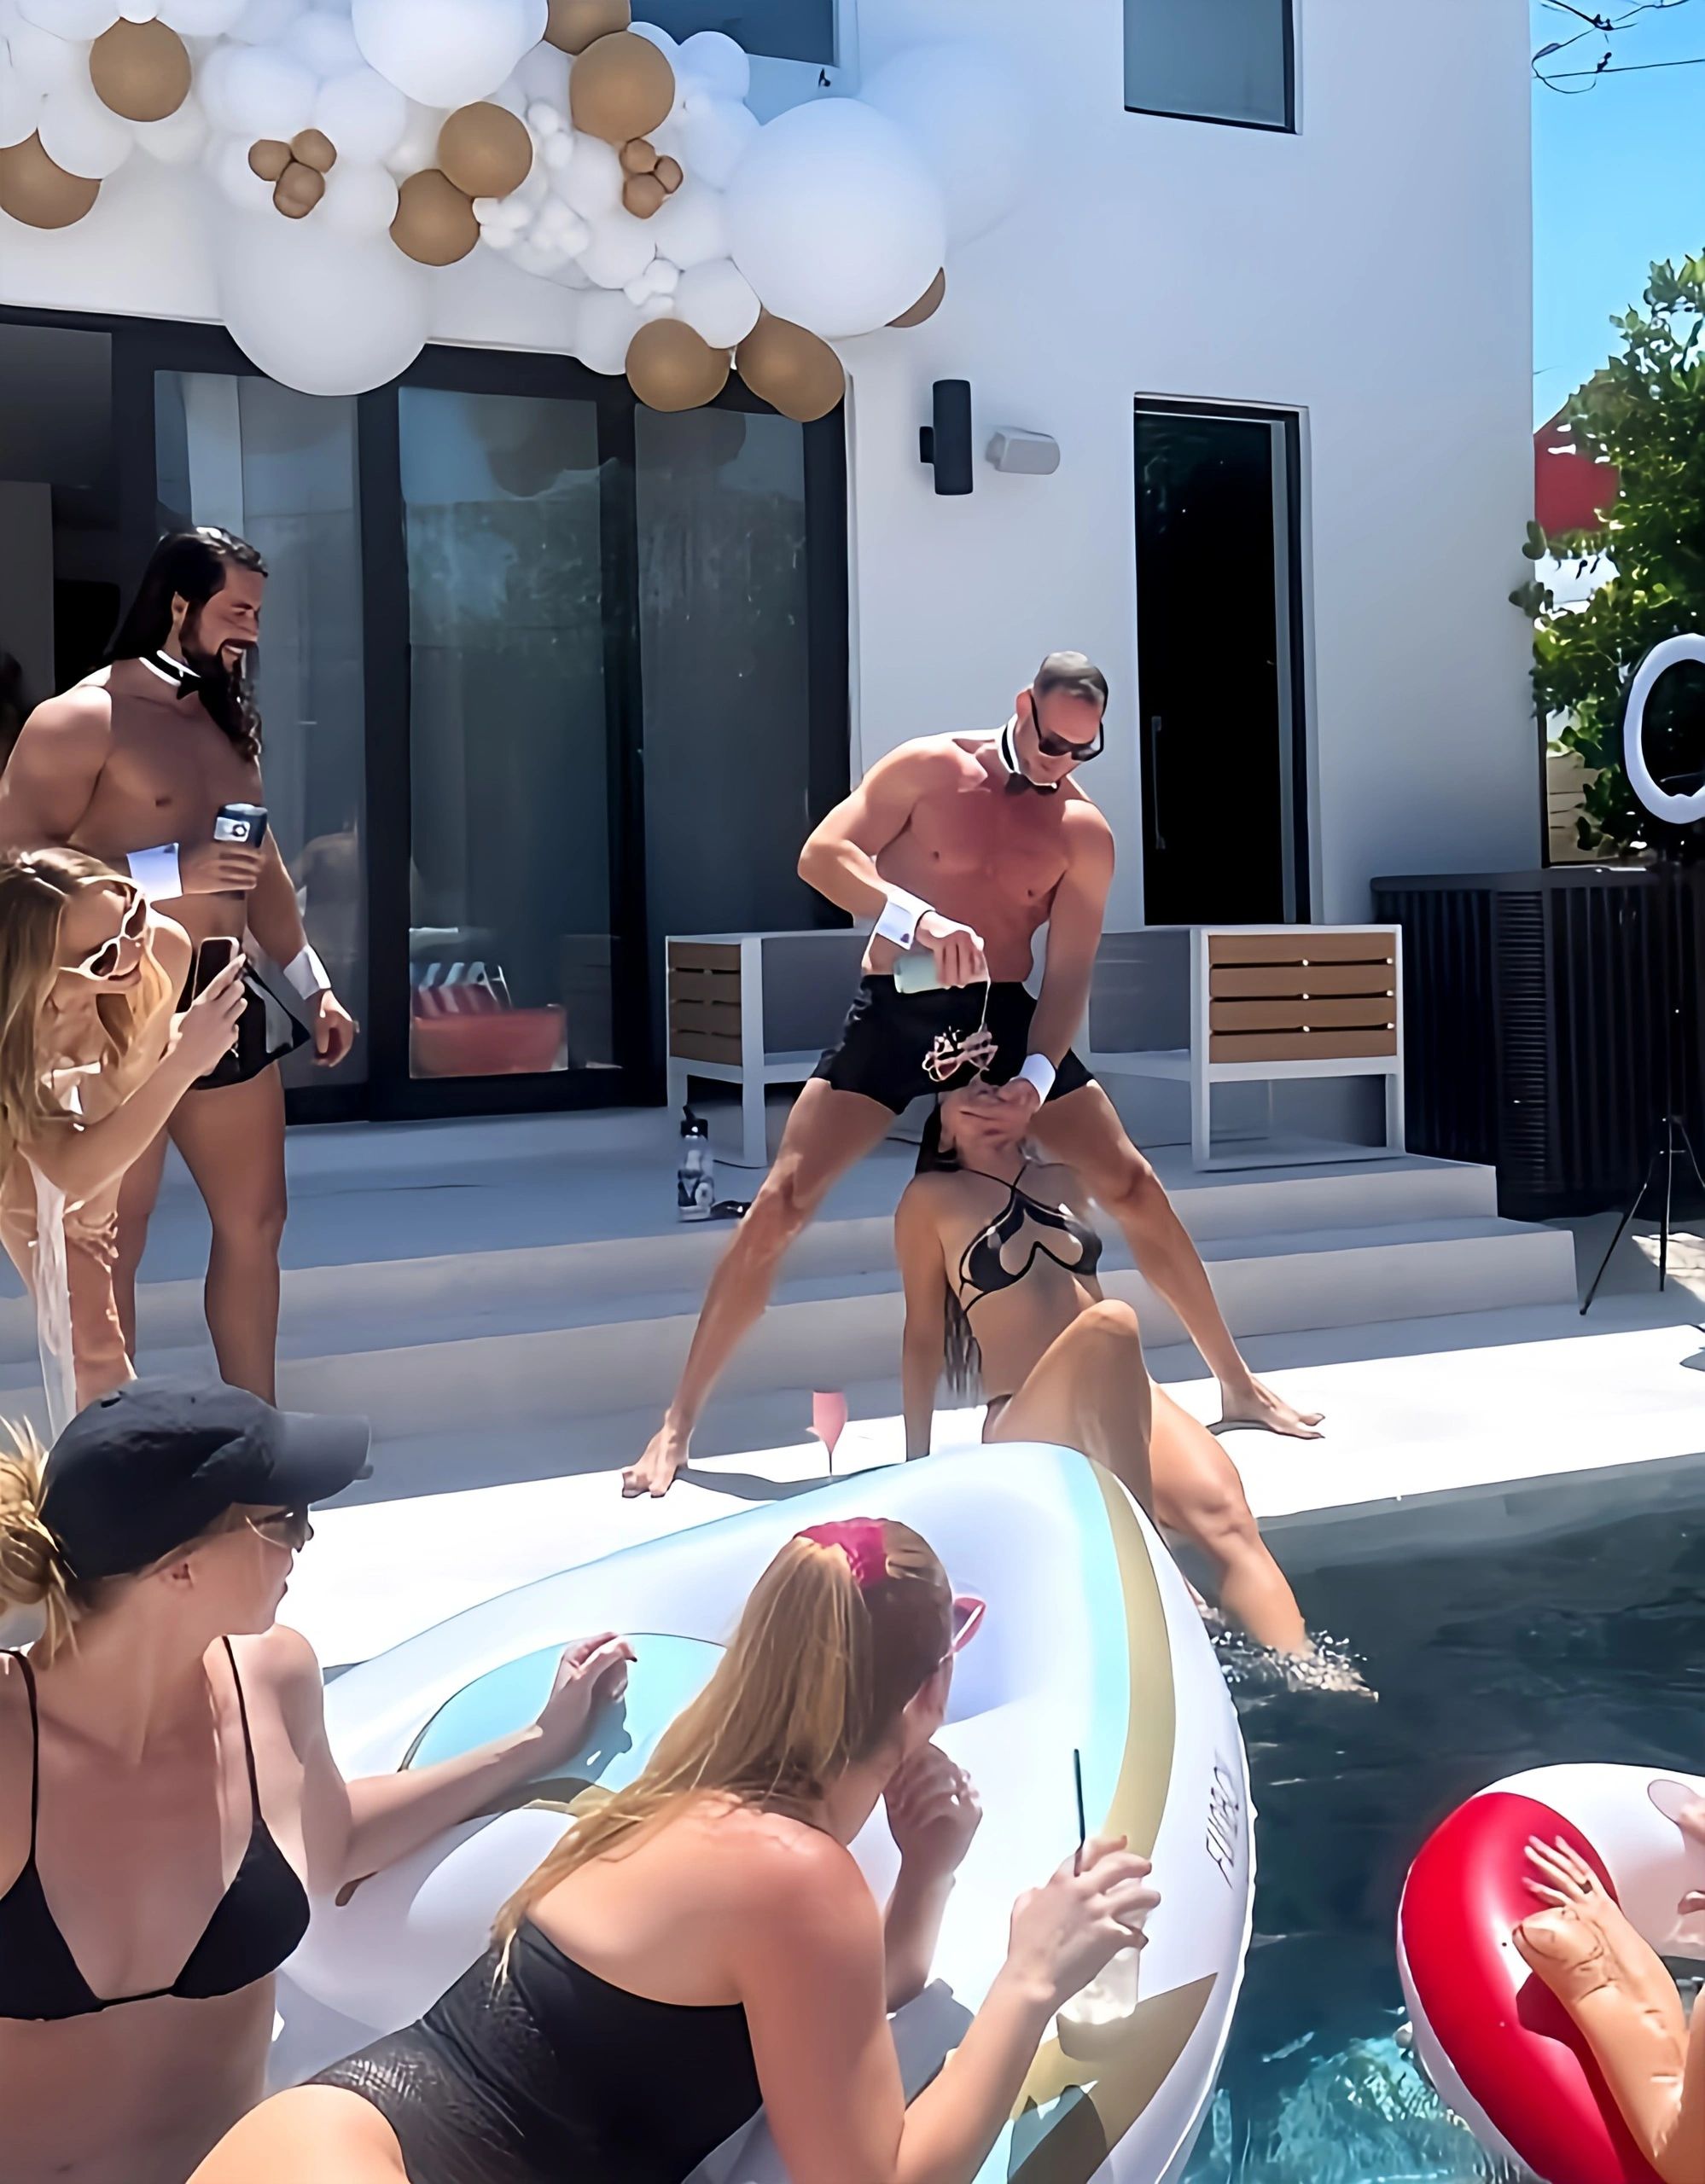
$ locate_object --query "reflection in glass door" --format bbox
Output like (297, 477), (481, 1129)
(399, 387), (611, 1083)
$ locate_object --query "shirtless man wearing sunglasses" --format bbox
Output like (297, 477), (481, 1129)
(625, 651), (1321, 1499)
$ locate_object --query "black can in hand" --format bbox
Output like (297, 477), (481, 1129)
(213, 802), (269, 851)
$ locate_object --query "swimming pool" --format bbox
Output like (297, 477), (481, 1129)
(1182, 1491), (1705, 2184)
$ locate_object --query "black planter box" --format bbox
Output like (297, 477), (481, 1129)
(1371, 866), (1705, 1222)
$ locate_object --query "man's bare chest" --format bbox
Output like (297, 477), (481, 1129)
(88, 712), (254, 845)
(907, 786), (1070, 902)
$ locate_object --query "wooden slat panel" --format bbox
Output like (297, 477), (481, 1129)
(1211, 962), (1396, 1001)
(1209, 1028), (1398, 1064)
(1210, 996), (1396, 1034)
(669, 999), (742, 1037)
(671, 1029), (744, 1066)
(668, 967), (741, 1007)
(1208, 932), (1394, 967)
(667, 942), (741, 973)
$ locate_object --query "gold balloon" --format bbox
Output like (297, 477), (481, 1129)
(622, 171), (665, 218)
(620, 136), (656, 175)
(89, 19), (190, 124)
(274, 162), (325, 218)
(248, 137), (292, 183)
(568, 31), (674, 145)
(289, 128), (337, 175)
(438, 102), (532, 200)
(626, 318), (730, 413)
(736, 314), (845, 424)
(654, 153), (682, 194)
(889, 268), (946, 329)
(390, 169), (479, 265)
(0, 134), (100, 229)
(544, 0), (629, 54)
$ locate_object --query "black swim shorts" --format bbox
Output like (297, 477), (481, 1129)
(179, 951), (310, 1091)
(812, 978), (1093, 1115)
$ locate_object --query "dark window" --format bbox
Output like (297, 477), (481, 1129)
(641, 1), (835, 67)
(1125, 0), (1294, 131)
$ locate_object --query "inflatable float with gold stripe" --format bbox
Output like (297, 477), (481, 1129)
(282, 1443), (1254, 2183)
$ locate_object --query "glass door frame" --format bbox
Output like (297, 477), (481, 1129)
(1, 303), (851, 1126)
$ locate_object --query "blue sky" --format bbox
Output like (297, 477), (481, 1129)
(1533, 0), (1705, 421)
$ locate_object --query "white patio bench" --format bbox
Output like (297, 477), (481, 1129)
(1084, 924), (1405, 1169)
(665, 928), (868, 1168)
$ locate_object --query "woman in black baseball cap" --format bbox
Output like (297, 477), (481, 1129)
(0, 1379), (632, 2184)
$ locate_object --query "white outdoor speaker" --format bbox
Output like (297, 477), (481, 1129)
(986, 428), (1060, 475)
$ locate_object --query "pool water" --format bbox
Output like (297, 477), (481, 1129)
(1182, 1496), (1705, 2184)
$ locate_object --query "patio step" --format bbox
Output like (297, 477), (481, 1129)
(0, 1209), (1576, 1441)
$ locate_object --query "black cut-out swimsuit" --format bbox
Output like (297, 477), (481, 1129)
(954, 1161), (1103, 1310)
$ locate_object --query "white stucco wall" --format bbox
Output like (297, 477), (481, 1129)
(0, 0), (1537, 925)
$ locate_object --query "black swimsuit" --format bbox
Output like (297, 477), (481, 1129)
(954, 1162), (1103, 1309)
(311, 1922), (763, 2184)
(0, 1637), (309, 2020)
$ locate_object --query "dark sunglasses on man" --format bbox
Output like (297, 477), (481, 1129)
(1027, 688), (1105, 763)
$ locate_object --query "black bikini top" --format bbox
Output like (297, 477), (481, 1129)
(954, 1162), (1103, 1306)
(0, 1637), (310, 2020)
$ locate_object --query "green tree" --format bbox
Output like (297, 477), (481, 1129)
(1518, 255), (1705, 855)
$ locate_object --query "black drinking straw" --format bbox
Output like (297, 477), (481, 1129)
(1073, 1746), (1086, 1874)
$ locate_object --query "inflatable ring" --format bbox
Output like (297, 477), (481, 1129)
(282, 1444), (1254, 2183)
(1399, 1763), (1705, 2184)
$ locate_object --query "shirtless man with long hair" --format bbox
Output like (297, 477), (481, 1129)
(0, 529), (357, 1401)
(626, 651), (1320, 1496)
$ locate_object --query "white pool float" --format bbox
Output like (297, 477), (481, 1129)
(1399, 1763), (1705, 2184)
(283, 1443), (1254, 2184)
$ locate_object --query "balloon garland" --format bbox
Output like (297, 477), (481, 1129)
(0, 2), (1023, 412)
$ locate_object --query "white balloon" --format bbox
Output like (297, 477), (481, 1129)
(672, 94), (754, 190)
(861, 39), (1025, 247)
(381, 95), (443, 178)
(216, 41), (317, 136)
(574, 283), (642, 374)
(626, 20), (677, 60)
(281, 7), (361, 78)
(672, 255), (759, 348)
(218, 204), (430, 394)
(511, 38), (564, 103)
(16, 0), (117, 36)
(8, 21), (86, 96)
(486, 74), (527, 118)
(558, 127), (619, 218)
(576, 203), (653, 289)
(313, 65), (406, 161)
(646, 174), (725, 269)
(724, 98), (945, 340)
(134, 91), (209, 162)
(37, 81), (134, 178)
(207, 128), (275, 210)
(228, 0), (308, 44)
(0, 71), (44, 153)
(316, 154), (396, 235)
(676, 29), (747, 102)
(351, 0), (544, 109)
(155, 0), (250, 30)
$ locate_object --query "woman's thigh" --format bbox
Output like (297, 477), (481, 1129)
(984, 1302), (1153, 1507)
(189, 2085), (409, 2184)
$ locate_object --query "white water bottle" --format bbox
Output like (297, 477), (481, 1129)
(678, 1108), (714, 1223)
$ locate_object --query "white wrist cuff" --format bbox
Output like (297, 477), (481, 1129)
(283, 944), (330, 999)
(1017, 1053), (1056, 1103)
(128, 844), (182, 903)
(876, 886), (932, 950)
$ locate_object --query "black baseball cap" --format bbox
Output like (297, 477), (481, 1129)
(39, 1378), (371, 1583)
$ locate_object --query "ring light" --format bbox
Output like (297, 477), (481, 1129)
(1623, 633), (1705, 828)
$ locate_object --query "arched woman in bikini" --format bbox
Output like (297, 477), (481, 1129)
(896, 1082), (1309, 1656)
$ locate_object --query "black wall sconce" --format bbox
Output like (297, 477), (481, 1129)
(919, 379), (974, 496)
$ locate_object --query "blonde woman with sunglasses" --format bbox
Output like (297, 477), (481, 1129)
(0, 1379), (634, 2184)
(194, 1519), (1155, 2184)
(0, 847), (244, 1429)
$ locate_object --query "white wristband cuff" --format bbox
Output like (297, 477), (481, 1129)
(127, 844), (182, 904)
(876, 886), (932, 950)
(1017, 1053), (1056, 1103)
(283, 944), (330, 999)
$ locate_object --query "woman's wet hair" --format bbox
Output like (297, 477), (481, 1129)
(0, 848), (174, 1180)
(917, 1101), (984, 1402)
(108, 528), (266, 761)
(496, 1519), (951, 1952)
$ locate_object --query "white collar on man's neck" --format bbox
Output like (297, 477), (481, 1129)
(998, 715), (1059, 793)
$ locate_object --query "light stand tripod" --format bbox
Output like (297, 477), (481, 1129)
(1580, 837), (1705, 1311)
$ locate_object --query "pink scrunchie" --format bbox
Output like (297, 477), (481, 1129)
(797, 1517), (888, 1591)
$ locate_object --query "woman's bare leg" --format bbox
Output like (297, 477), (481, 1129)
(188, 2086), (408, 2184)
(983, 1298), (1155, 1509)
(1146, 1385), (1308, 1654)
(113, 1124), (172, 1362)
